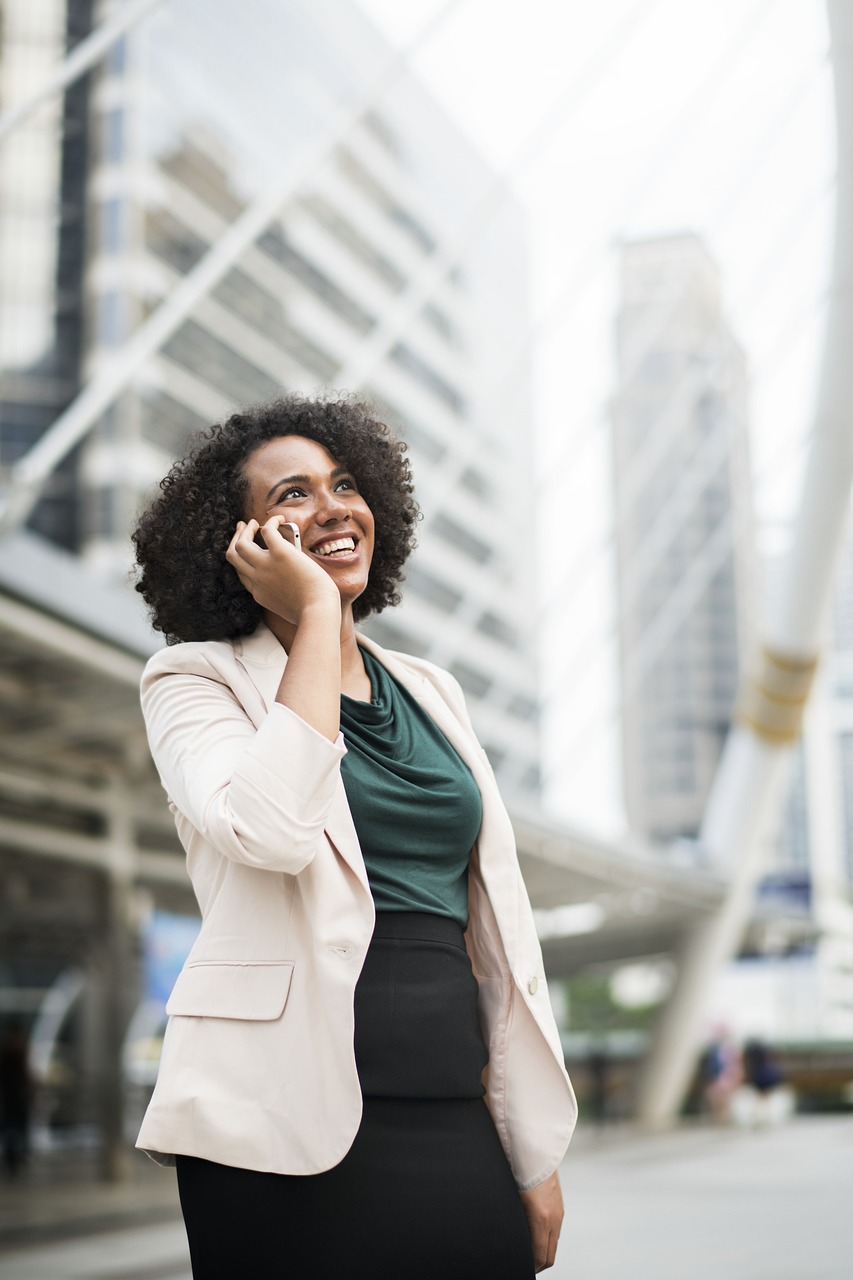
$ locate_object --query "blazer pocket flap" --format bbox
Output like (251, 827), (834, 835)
(166, 961), (294, 1021)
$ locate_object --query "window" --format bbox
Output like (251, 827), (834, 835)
(212, 268), (287, 341)
(97, 291), (125, 347)
(140, 389), (209, 456)
(146, 209), (208, 274)
(335, 148), (436, 255)
(299, 194), (405, 293)
(476, 611), (519, 649)
(259, 226), (374, 334)
(405, 565), (463, 613)
(102, 108), (124, 164)
(433, 514), (491, 564)
(422, 303), (457, 345)
(450, 661), (492, 699)
(163, 319), (281, 403)
(460, 467), (491, 500)
(161, 143), (245, 221)
(107, 38), (126, 76)
(519, 764), (541, 794)
(100, 198), (124, 254)
(391, 343), (466, 415)
(364, 619), (429, 659)
(400, 416), (445, 464)
(508, 694), (538, 722)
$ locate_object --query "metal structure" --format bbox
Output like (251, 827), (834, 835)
(0, 0), (463, 537)
(635, 0), (853, 1125)
(0, 530), (735, 1172)
(0, 0), (847, 1153)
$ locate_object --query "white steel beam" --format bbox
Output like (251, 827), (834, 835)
(0, 0), (165, 145)
(414, 0), (784, 533)
(335, 0), (662, 394)
(0, 596), (144, 684)
(635, 0), (853, 1126)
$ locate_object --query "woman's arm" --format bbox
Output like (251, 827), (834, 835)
(227, 518), (343, 742)
(142, 650), (345, 875)
(519, 1171), (564, 1272)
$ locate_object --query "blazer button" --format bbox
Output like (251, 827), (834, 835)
(527, 976), (539, 995)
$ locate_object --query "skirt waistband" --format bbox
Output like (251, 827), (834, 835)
(370, 910), (466, 949)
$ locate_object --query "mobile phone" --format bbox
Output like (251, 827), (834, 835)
(279, 521), (301, 550)
(254, 521), (301, 550)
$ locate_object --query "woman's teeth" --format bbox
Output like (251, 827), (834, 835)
(315, 537), (356, 557)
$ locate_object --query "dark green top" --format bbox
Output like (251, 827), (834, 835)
(339, 649), (483, 927)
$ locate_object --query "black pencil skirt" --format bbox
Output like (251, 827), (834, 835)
(176, 912), (535, 1279)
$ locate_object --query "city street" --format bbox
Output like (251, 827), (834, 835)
(1, 1116), (850, 1279)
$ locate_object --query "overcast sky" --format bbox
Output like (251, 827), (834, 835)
(356, 0), (835, 835)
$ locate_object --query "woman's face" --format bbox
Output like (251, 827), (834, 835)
(241, 434), (375, 609)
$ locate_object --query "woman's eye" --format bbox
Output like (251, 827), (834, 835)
(277, 487), (304, 501)
(335, 478), (356, 492)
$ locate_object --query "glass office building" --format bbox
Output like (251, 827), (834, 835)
(0, 0), (541, 800)
(611, 234), (755, 843)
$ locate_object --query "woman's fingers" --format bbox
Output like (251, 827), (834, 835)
(226, 516), (324, 621)
(226, 520), (259, 567)
(519, 1172), (564, 1272)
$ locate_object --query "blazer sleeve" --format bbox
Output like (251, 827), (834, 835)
(141, 647), (345, 874)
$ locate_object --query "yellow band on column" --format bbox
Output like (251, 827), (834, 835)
(734, 646), (818, 744)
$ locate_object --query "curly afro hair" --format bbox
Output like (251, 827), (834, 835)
(132, 393), (419, 644)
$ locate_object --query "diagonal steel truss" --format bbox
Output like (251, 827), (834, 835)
(0, 0), (463, 536)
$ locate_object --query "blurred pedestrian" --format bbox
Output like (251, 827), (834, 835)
(701, 1027), (743, 1124)
(742, 1038), (783, 1095)
(0, 1017), (32, 1176)
(738, 1038), (793, 1127)
(132, 395), (577, 1277)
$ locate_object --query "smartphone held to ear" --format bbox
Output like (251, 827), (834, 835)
(254, 521), (301, 550)
(279, 521), (301, 550)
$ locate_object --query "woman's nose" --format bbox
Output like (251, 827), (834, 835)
(317, 489), (349, 522)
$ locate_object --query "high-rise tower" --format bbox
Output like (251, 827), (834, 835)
(611, 234), (754, 842)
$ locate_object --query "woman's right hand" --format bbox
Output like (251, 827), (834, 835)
(226, 518), (340, 627)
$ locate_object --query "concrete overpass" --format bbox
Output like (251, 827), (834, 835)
(0, 527), (810, 978)
(0, 529), (816, 1172)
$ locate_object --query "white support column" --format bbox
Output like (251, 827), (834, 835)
(635, 0), (853, 1127)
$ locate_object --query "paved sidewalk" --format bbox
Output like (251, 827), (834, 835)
(554, 1114), (853, 1279)
(1, 1116), (850, 1278)
(0, 1146), (181, 1252)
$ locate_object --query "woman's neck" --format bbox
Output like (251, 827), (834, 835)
(263, 606), (368, 697)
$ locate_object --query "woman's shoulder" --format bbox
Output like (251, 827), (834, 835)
(142, 636), (242, 686)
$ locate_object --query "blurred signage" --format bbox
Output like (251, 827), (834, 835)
(142, 910), (200, 1008)
(755, 872), (811, 915)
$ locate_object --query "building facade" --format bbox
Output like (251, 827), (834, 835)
(611, 233), (755, 843)
(0, 0), (94, 546)
(0, 0), (541, 801)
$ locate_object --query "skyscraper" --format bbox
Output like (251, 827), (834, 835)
(0, 0), (94, 546)
(611, 234), (754, 843)
(0, 0), (541, 800)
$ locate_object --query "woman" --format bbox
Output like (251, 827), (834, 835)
(133, 394), (576, 1278)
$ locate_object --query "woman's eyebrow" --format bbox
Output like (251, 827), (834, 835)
(265, 473), (309, 499)
(265, 467), (349, 500)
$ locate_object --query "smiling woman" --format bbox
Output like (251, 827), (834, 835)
(130, 393), (576, 1279)
(132, 394), (418, 644)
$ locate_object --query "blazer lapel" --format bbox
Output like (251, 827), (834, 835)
(356, 635), (481, 772)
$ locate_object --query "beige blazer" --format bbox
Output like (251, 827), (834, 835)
(135, 623), (576, 1190)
